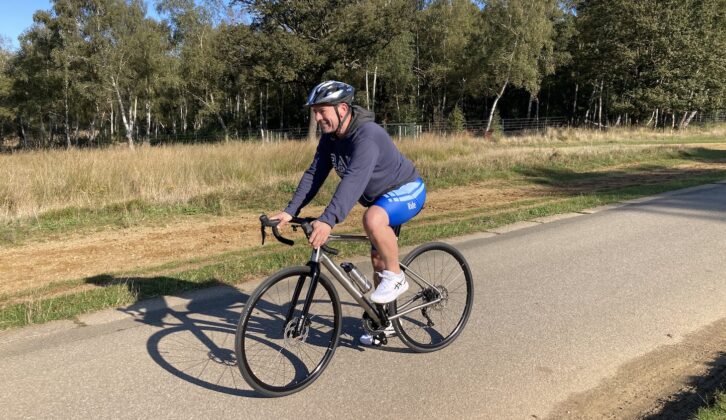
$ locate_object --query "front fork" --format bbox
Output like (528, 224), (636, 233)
(285, 249), (322, 337)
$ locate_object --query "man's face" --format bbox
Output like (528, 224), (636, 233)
(312, 103), (347, 134)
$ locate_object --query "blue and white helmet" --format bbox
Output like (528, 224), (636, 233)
(304, 80), (354, 107)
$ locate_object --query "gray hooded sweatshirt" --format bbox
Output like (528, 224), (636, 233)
(284, 106), (420, 227)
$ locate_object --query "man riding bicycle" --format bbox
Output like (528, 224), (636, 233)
(270, 80), (426, 345)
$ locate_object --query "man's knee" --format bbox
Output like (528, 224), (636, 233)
(363, 206), (388, 231)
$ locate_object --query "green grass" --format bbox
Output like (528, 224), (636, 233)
(695, 391), (726, 420)
(1, 166), (724, 330)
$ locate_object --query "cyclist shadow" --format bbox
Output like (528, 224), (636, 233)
(88, 275), (390, 397)
(88, 274), (259, 396)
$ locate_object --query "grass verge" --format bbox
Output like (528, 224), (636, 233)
(695, 391), (726, 420)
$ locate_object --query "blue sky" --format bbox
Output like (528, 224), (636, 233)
(0, 0), (166, 50)
(0, 0), (53, 49)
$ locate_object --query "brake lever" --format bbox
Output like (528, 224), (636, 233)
(260, 214), (294, 246)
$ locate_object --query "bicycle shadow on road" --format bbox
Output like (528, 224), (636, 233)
(88, 274), (260, 396)
(644, 351), (726, 419)
(87, 274), (390, 397)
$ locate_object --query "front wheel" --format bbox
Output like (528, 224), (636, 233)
(235, 266), (342, 397)
(392, 242), (474, 353)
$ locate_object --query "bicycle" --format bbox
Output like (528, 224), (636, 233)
(235, 215), (474, 397)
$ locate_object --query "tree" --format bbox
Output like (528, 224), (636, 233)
(416, 0), (479, 123)
(12, 9), (63, 148)
(238, 0), (415, 138)
(473, 0), (559, 132)
(0, 36), (14, 142)
(574, 0), (726, 128)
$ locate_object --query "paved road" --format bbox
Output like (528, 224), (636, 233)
(2, 182), (726, 419)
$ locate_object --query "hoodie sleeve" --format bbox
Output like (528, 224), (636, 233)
(318, 136), (379, 227)
(283, 139), (332, 217)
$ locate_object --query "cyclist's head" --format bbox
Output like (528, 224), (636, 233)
(304, 81), (355, 108)
(305, 81), (355, 137)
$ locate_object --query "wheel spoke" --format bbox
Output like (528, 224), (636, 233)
(236, 268), (341, 396)
(394, 244), (472, 352)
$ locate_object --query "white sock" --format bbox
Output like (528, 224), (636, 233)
(382, 270), (404, 280)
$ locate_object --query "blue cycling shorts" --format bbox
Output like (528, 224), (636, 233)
(372, 177), (426, 227)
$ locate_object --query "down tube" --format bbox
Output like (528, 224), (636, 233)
(319, 254), (382, 325)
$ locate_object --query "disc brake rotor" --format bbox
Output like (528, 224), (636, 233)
(283, 317), (310, 347)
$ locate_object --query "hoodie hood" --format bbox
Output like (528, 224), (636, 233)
(345, 105), (375, 136)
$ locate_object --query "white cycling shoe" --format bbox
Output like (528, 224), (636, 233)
(370, 270), (409, 304)
(359, 324), (395, 346)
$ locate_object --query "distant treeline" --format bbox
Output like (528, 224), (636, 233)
(0, 0), (724, 149)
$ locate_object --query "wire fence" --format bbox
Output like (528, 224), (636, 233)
(150, 116), (571, 144)
(378, 117), (570, 140)
(690, 110), (726, 125)
(148, 111), (724, 145)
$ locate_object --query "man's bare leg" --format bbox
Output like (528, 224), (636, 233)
(363, 205), (400, 274)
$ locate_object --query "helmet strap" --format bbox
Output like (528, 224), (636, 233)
(333, 103), (353, 138)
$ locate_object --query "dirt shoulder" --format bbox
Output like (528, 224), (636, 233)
(547, 316), (726, 419)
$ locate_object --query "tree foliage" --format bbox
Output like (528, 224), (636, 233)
(0, 0), (724, 148)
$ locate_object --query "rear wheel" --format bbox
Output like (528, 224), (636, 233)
(235, 266), (341, 397)
(392, 242), (473, 353)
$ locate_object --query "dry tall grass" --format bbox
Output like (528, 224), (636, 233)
(1, 126), (723, 221)
(0, 141), (317, 221)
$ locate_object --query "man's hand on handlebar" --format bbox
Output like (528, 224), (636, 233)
(269, 211), (293, 228)
(309, 220), (332, 249)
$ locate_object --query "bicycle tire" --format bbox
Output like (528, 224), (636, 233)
(392, 242), (474, 353)
(235, 266), (342, 397)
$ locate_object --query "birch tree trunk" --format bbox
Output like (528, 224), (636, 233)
(64, 82), (71, 148)
(132, 96), (138, 141)
(682, 110), (698, 128)
(365, 69), (370, 109)
(244, 91), (251, 133)
(646, 109), (656, 127)
(486, 80), (508, 133)
(372, 66), (378, 113)
(111, 75), (135, 149)
(527, 92), (533, 119)
(597, 79), (603, 129)
(110, 103), (114, 137)
(146, 99), (151, 142)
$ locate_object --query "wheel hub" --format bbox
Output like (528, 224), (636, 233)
(432, 286), (448, 310)
(207, 348), (237, 366)
(283, 317), (310, 347)
(420, 286), (448, 310)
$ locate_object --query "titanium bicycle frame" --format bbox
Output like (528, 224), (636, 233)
(260, 215), (444, 336)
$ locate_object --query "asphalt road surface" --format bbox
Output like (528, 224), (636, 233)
(2, 182), (725, 419)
